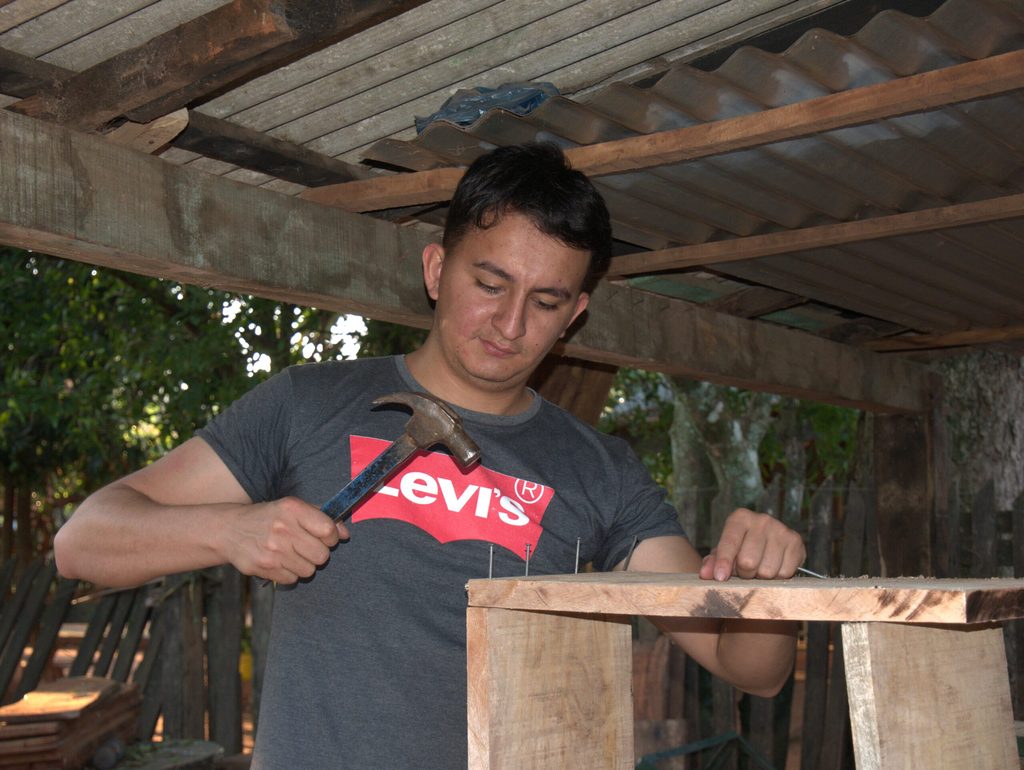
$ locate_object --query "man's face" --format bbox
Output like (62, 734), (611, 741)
(421, 211), (590, 402)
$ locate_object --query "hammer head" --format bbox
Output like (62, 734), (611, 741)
(373, 391), (481, 468)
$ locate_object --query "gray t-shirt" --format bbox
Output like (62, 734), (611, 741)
(198, 356), (684, 769)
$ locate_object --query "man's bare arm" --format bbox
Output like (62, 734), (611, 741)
(54, 437), (346, 588)
(619, 512), (804, 697)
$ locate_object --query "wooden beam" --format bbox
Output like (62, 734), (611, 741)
(607, 193), (1024, 277)
(301, 50), (1024, 212)
(562, 278), (929, 413)
(0, 107), (931, 413)
(866, 323), (1024, 352)
(174, 110), (366, 187)
(8, 0), (429, 130)
(0, 47), (64, 99)
(300, 166), (464, 211)
(466, 574), (1024, 624)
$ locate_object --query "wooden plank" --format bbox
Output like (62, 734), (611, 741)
(466, 574), (1024, 624)
(842, 622), (1016, 769)
(971, 480), (998, 579)
(0, 107), (932, 413)
(301, 165), (463, 211)
(0, 560), (41, 658)
(0, 47), (64, 98)
(466, 606), (632, 769)
(305, 50), (1024, 209)
(205, 565), (243, 755)
(69, 594), (116, 677)
(800, 483), (832, 770)
(110, 588), (150, 683)
(9, 0), (431, 130)
(866, 323), (1024, 352)
(105, 110), (189, 155)
(606, 194), (1024, 277)
(158, 575), (204, 741)
(174, 110), (365, 187)
(0, 560), (54, 703)
(7, 0), (296, 130)
(249, 577), (274, 736)
(874, 414), (932, 576)
(92, 590), (135, 678)
(14, 577), (76, 700)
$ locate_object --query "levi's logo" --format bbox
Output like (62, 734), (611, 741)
(348, 435), (551, 559)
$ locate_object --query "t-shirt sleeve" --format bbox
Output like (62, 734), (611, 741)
(195, 369), (294, 503)
(594, 443), (687, 572)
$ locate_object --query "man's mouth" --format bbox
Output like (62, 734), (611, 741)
(480, 339), (518, 357)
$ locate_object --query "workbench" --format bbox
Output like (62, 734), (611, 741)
(465, 574), (1024, 769)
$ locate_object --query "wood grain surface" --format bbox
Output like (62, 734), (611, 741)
(466, 574), (1024, 624)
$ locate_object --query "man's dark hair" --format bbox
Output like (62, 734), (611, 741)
(442, 143), (612, 292)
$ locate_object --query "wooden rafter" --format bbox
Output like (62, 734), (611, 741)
(8, 0), (429, 131)
(866, 324), (1024, 352)
(299, 49), (1024, 212)
(174, 111), (369, 187)
(607, 193), (1024, 277)
(0, 48), (365, 180)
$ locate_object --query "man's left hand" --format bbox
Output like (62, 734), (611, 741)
(699, 508), (805, 582)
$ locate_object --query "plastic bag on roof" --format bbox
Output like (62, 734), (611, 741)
(414, 82), (560, 133)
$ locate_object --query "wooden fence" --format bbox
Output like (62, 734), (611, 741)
(0, 561), (274, 756)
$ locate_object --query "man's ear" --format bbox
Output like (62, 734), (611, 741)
(562, 292), (589, 337)
(422, 243), (445, 301)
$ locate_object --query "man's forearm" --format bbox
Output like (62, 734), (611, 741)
(54, 484), (238, 588)
(714, 619), (799, 697)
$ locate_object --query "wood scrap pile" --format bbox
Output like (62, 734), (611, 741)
(0, 676), (139, 768)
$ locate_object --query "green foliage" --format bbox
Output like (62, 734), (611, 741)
(759, 400), (861, 488)
(2, 249), (257, 500)
(598, 368), (675, 485)
(599, 367), (861, 504)
(355, 318), (427, 358)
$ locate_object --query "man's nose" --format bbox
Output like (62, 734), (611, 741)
(493, 295), (527, 340)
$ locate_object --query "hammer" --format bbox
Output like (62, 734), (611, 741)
(321, 391), (480, 524)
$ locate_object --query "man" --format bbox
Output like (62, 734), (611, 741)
(55, 143), (804, 768)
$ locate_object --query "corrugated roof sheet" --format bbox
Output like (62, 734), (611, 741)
(367, 0), (1024, 344)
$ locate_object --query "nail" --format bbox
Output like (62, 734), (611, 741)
(574, 537), (581, 575)
(488, 544), (494, 579)
(524, 543), (531, 576)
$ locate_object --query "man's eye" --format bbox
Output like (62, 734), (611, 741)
(476, 281), (501, 295)
(534, 299), (559, 311)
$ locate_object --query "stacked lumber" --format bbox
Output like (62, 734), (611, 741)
(0, 677), (140, 768)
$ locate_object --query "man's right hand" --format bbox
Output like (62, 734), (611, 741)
(226, 497), (348, 584)
(55, 437), (348, 588)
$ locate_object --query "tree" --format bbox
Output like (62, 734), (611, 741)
(0, 249), (380, 563)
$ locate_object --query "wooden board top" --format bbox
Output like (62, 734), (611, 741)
(465, 574), (1024, 624)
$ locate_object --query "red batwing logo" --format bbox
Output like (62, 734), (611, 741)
(348, 436), (552, 559)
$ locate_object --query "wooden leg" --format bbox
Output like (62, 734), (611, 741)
(842, 622), (1017, 770)
(467, 607), (633, 769)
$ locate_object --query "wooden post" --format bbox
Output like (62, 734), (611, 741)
(874, 414), (932, 576)
(467, 607), (632, 769)
(159, 574), (205, 740)
(206, 565), (243, 754)
(843, 622), (1016, 769)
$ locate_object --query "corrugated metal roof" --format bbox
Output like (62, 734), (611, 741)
(0, 0), (1020, 354)
(366, 0), (1024, 347)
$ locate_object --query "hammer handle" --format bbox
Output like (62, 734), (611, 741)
(321, 433), (418, 522)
